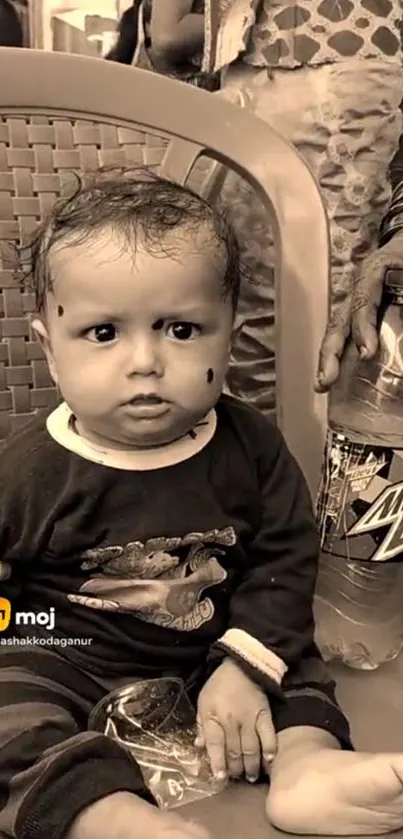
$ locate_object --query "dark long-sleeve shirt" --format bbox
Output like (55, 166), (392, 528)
(0, 394), (352, 839)
(1, 394), (319, 694)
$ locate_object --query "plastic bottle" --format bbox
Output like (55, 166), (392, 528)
(314, 268), (403, 669)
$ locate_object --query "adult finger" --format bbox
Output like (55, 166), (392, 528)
(199, 715), (227, 781)
(213, 85), (250, 108)
(0, 562), (11, 581)
(350, 285), (379, 360)
(315, 296), (352, 392)
(351, 261), (402, 357)
(239, 721), (261, 783)
(255, 706), (277, 774)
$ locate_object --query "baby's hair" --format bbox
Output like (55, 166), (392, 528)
(17, 166), (245, 313)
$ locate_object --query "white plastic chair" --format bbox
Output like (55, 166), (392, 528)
(0, 47), (329, 496)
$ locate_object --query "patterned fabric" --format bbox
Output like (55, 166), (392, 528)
(244, 0), (403, 68)
(202, 0), (260, 72)
(202, 0), (403, 73)
(220, 59), (403, 416)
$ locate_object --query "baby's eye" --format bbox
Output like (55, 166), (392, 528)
(167, 322), (200, 341)
(87, 324), (117, 343)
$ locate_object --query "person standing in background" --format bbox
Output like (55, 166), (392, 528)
(104, 0), (144, 64)
(106, 1), (220, 90)
(197, 1), (403, 417)
(150, 0), (204, 66)
(318, 102), (403, 391)
(0, 0), (23, 46)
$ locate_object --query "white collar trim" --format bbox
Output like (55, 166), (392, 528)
(46, 402), (217, 471)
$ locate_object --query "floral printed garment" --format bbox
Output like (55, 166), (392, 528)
(245, 0), (403, 68)
(203, 0), (402, 72)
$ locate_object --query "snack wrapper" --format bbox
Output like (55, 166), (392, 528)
(88, 678), (227, 810)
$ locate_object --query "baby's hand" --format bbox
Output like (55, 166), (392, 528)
(196, 657), (276, 784)
(0, 562), (11, 580)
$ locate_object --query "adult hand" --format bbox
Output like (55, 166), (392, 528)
(316, 231), (403, 392)
(213, 85), (251, 108)
(196, 657), (276, 784)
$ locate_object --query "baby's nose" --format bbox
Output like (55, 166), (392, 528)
(126, 335), (163, 376)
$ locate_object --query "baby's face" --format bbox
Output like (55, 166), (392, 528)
(38, 226), (233, 450)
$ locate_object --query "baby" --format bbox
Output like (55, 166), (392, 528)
(1, 169), (403, 839)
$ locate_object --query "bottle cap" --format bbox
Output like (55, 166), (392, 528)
(384, 269), (403, 300)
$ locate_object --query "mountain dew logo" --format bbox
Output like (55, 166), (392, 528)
(347, 481), (403, 562)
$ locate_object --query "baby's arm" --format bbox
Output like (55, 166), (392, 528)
(0, 431), (209, 839)
(209, 420), (319, 696)
(195, 418), (322, 781)
(0, 560), (10, 579)
(0, 432), (152, 839)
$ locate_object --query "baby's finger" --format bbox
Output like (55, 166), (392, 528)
(255, 706), (276, 772)
(201, 716), (227, 782)
(223, 723), (243, 779)
(194, 715), (205, 749)
(239, 723), (261, 783)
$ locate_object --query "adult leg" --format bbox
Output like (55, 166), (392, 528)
(219, 64), (277, 417)
(219, 59), (403, 417)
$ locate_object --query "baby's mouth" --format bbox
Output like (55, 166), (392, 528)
(127, 394), (164, 406)
(123, 396), (170, 420)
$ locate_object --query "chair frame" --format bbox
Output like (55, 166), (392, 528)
(0, 48), (330, 496)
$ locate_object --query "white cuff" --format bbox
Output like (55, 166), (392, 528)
(217, 627), (288, 685)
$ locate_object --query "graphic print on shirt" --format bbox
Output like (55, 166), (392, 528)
(67, 527), (234, 631)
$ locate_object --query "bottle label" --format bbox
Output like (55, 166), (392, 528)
(316, 431), (403, 563)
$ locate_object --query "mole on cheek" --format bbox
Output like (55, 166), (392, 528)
(207, 368), (214, 384)
(57, 305), (64, 317)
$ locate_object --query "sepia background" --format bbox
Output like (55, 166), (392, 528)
(26, 0), (133, 56)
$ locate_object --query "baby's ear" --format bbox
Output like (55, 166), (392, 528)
(30, 314), (50, 348)
(30, 316), (59, 386)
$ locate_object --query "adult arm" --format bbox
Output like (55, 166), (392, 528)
(317, 143), (403, 392)
(150, 0), (204, 66)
